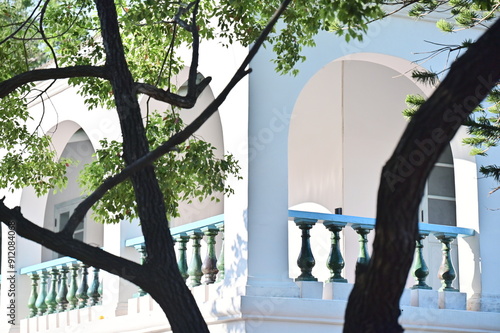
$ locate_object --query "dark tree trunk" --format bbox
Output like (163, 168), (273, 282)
(94, 0), (209, 331)
(344, 18), (500, 332)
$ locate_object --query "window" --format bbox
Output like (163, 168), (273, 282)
(420, 145), (456, 226)
(55, 198), (85, 246)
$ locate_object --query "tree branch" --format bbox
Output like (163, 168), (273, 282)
(61, 0), (293, 238)
(134, 0), (206, 109)
(185, 0), (201, 101)
(133, 76), (211, 109)
(0, 198), (147, 286)
(39, 0), (59, 68)
(0, 65), (110, 98)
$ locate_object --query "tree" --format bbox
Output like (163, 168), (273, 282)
(0, 0), (293, 331)
(1, 0), (498, 332)
(0, 0), (387, 331)
(343, 4), (500, 332)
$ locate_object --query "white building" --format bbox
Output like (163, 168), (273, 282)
(1, 10), (500, 333)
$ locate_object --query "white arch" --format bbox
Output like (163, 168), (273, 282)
(288, 52), (480, 291)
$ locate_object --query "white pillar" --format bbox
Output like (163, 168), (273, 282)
(101, 222), (140, 317)
(475, 151), (500, 312)
(244, 59), (299, 297)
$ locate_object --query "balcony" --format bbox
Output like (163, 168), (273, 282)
(17, 211), (500, 333)
(19, 257), (102, 333)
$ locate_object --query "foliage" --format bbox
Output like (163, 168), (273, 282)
(463, 88), (500, 155)
(79, 111), (240, 224)
(0, 87), (70, 195)
(0, 0), (393, 199)
(401, 0), (500, 190)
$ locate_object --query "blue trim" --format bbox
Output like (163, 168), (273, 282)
(288, 210), (475, 237)
(20, 256), (78, 275)
(125, 214), (225, 247)
(289, 210), (374, 225)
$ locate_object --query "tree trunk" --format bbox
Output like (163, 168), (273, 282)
(94, 0), (209, 331)
(344, 18), (500, 332)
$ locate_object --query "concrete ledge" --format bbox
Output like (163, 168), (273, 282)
(295, 281), (323, 299)
(438, 291), (466, 310)
(411, 289), (439, 308)
(322, 282), (353, 301)
(19, 295), (500, 333)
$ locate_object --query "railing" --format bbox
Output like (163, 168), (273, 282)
(20, 257), (102, 317)
(289, 209), (475, 292)
(125, 214), (225, 292)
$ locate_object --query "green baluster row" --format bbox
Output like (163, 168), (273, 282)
(133, 223), (225, 296)
(27, 263), (102, 317)
(293, 213), (460, 292)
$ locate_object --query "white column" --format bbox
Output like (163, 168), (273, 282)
(101, 222), (140, 317)
(244, 58), (300, 297)
(475, 150), (500, 312)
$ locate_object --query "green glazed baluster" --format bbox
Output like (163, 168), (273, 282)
(56, 266), (69, 312)
(294, 218), (318, 281)
(45, 268), (59, 314)
(201, 226), (219, 284)
(88, 267), (101, 306)
(324, 221), (348, 283)
(67, 264), (79, 310)
(28, 273), (39, 317)
(76, 264), (89, 308)
(187, 230), (204, 287)
(352, 224), (372, 267)
(176, 235), (190, 282)
(436, 233), (458, 291)
(412, 232), (431, 289)
(216, 223), (225, 283)
(134, 245), (148, 296)
(35, 270), (48, 316)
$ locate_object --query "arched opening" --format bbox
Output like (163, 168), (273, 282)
(288, 53), (479, 287)
(42, 128), (103, 261)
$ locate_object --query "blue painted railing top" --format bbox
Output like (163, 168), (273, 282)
(20, 256), (79, 275)
(289, 210), (475, 237)
(125, 214), (224, 248)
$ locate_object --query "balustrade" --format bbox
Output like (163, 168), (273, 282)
(21, 211), (470, 315)
(20, 258), (102, 318)
(125, 214), (225, 295)
(289, 209), (475, 293)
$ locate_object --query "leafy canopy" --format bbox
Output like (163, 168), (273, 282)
(79, 111), (240, 224)
(0, 0), (392, 220)
(401, 0), (500, 190)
